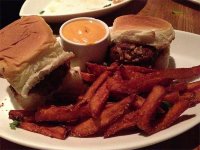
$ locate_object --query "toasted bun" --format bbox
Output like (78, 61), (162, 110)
(0, 16), (74, 97)
(111, 15), (175, 49)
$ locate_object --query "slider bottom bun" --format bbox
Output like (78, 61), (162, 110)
(9, 86), (46, 110)
(29, 63), (69, 96)
(52, 67), (88, 103)
(153, 47), (170, 69)
(9, 66), (88, 109)
(8, 62), (71, 110)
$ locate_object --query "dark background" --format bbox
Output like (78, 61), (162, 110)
(0, 0), (24, 28)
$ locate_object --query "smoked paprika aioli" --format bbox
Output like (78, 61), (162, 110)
(61, 20), (106, 45)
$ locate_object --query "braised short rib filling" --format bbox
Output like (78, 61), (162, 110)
(110, 42), (160, 67)
(29, 63), (69, 96)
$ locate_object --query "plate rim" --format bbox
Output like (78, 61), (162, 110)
(188, 0), (200, 5)
(19, 0), (132, 17)
(1, 117), (200, 150)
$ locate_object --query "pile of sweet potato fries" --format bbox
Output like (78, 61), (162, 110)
(9, 62), (200, 139)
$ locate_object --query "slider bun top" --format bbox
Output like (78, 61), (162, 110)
(0, 16), (74, 98)
(111, 15), (175, 49)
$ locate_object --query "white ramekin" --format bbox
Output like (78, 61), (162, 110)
(59, 17), (110, 70)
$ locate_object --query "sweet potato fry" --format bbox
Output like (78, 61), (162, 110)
(123, 65), (156, 74)
(86, 62), (108, 77)
(148, 65), (200, 80)
(136, 85), (196, 135)
(126, 71), (145, 80)
(111, 65), (200, 96)
(104, 91), (175, 137)
(9, 110), (35, 122)
(99, 95), (135, 127)
(131, 95), (145, 109)
(86, 62), (118, 77)
(116, 66), (129, 80)
(133, 93), (180, 110)
(86, 62), (155, 77)
(133, 92), (180, 112)
(80, 72), (96, 83)
(35, 104), (90, 122)
(104, 94), (170, 138)
(19, 122), (69, 140)
(136, 77), (172, 93)
(137, 86), (166, 133)
(166, 82), (187, 92)
(118, 65), (145, 80)
(163, 92), (180, 104)
(107, 77), (130, 98)
(149, 99), (190, 134)
(77, 71), (110, 106)
(112, 70), (123, 80)
(89, 80), (109, 118)
(181, 91), (200, 106)
(71, 95), (135, 137)
(109, 76), (171, 95)
(194, 90), (200, 104)
(187, 80), (200, 91)
(105, 102), (115, 108)
(104, 111), (138, 138)
(71, 119), (99, 137)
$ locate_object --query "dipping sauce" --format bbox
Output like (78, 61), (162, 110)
(60, 17), (110, 70)
(62, 20), (106, 44)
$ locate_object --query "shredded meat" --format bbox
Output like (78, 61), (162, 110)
(110, 42), (159, 67)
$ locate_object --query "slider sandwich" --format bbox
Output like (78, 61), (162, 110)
(0, 16), (74, 108)
(110, 15), (175, 69)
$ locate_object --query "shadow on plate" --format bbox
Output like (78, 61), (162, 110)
(172, 114), (196, 125)
(138, 114), (196, 137)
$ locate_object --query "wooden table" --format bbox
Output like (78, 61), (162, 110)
(0, 0), (200, 149)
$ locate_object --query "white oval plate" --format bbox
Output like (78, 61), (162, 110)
(0, 30), (200, 150)
(19, 0), (132, 22)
